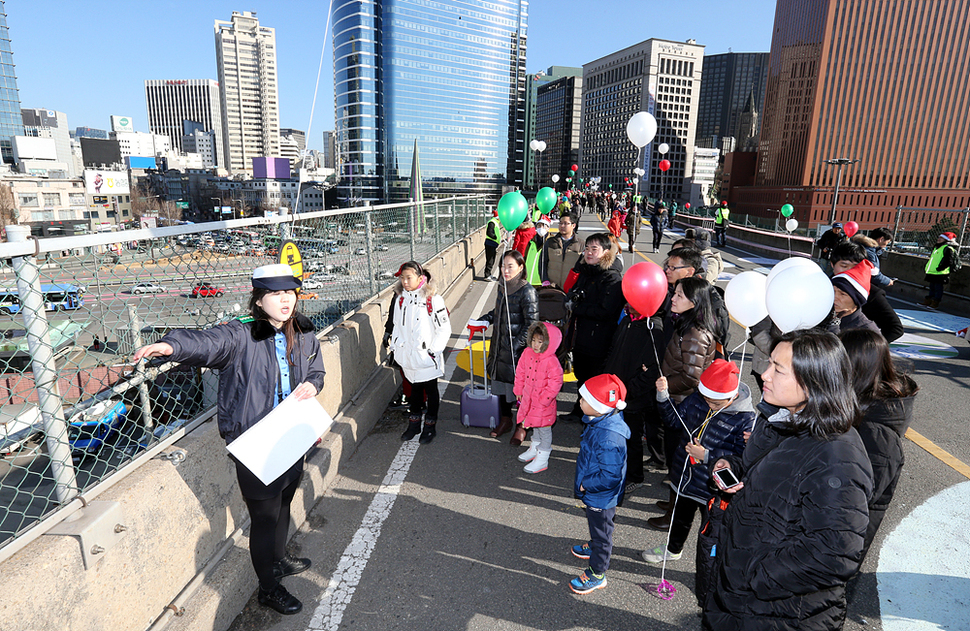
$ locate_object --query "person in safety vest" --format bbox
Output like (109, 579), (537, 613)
(922, 231), (959, 308)
(484, 210), (503, 281)
(525, 216), (550, 285)
(714, 201), (730, 247)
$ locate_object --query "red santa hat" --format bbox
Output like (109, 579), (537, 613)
(698, 359), (741, 400)
(831, 259), (874, 307)
(939, 231), (956, 242)
(579, 374), (627, 415)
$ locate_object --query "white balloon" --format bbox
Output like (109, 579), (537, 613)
(537, 141), (547, 152)
(626, 112), (658, 148)
(725, 271), (768, 328)
(658, 142), (670, 155)
(529, 139), (539, 151)
(765, 256), (818, 292)
(786, 218), (799, 232)
(551, 174), (560, 183)
(766, 265), (835, 333)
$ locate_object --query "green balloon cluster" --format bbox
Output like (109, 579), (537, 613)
(781, 204), (794, 218)
(497, 191), (529, 230)
(536, 187), (557, 214)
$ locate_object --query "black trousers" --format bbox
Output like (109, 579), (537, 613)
(410, 378), (440, 420)
(652, 219), (664, 250)
(571, 348), (606, 415)
(484, 243), (499, 277)
(585, 505), (617, 575)
(243, 472), (302, 590)
(667, 495), (706, 555)
(623, 409), (646, 484)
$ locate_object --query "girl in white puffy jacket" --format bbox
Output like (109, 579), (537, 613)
(388, 261), (451, 444)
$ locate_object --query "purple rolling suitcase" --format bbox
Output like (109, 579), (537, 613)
(460, 325), (499, 429)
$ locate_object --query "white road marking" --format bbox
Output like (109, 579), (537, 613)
(307, 439), (419, 631)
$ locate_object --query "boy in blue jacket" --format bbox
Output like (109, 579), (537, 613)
(569, 373), (631, 594)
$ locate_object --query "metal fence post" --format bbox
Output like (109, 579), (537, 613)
(464, 198), (470, 237)
(891, 205), (903, 248)
(451, 200), (458, 245)
(958, 208), (969, 258)
(6, 225), (78, 505)
(364, 209), (377, 295)
(127, 304), (154, 431)
(409, 203), (416, 262)
(434, 202), (441, 254)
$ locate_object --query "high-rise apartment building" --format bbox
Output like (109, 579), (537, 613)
(145, 79), (225, 168)
(21, 108), (76, 177)
(525, 67), (581, 190)
(695, 52), (768, 151)
(215, 12), (280, 175)
(733, 0), (970, 227)
(535, 75), (583, 189)
(332, 0), (528, 204)
(582, 39), (705, 201)
(0, 2), (23, 164)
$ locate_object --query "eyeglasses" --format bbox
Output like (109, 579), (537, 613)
(663, 264), (690, 271)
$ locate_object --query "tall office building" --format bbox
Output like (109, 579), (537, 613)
(332, 0), (528, 205)
(145, 79), (225, 168)
(695, 52), (768, 151)
(535, 74), (583, 189)
(215, 12), (280, 175)
(321, 130), (336, 169)
(525, 66), (581, 190)
(22, 108), (75, 176)
(0, 2), (24, 164)
(732, 0), (970, 226)
(582, 39), (705, 201)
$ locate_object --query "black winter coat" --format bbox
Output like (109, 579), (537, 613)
(601, 313), (665, 412)
(568, 248), (625, 355)
(857, 393), (915, 555)
(703, 403), (873, 631)
(483, 282), (538, 383)
(861, 286), (904, 343)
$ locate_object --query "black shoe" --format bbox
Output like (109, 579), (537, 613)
(258, 583), (303, 615)
(273, 555), (311, 579)
(558, 412), (582, 423)
(401, 417), (422, 441)
(418, 421), (437, 445)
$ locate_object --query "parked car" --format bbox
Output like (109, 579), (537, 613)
(301, 278), (325, 290)
(373, 244), (389, 252)
(131, 282), (166, 294)
(192, 282), (225, 298)
(354, 247), (367, 255)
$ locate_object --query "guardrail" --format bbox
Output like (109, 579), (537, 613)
(0, 195), (488, 556)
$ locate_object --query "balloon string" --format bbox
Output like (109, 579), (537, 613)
(647, 318), (692, 437)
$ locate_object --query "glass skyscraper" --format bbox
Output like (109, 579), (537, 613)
(0, 1), (24, 164)
(332, 0), (528, 205)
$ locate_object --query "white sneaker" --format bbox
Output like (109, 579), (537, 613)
(524, 449), (551, 473)
(517, 444), (539, 462)
(641, 546), (682, 564)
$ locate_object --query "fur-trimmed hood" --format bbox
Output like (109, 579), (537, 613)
(852, 234), (878, 248)
(393, 275), (438, 299)
(593, 236), (620, 271)
(250, 312), (316, 341)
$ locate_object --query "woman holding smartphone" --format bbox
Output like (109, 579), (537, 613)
(702, 330), (873, 631)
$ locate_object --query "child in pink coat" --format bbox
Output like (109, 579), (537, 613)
(514, 322), (564, 473)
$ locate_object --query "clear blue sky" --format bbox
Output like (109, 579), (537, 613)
(7, 0), (776, 151)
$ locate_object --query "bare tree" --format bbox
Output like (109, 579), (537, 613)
(0, 184), (17, 225)
(130, 183), (160, 224)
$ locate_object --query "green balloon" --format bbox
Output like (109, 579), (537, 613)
(567, 170), (575, 177)
(497, 191), (529, 230)
(536, 187), (557, 214)
(781, 204), (794, 217)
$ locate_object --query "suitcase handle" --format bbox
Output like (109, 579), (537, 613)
(466, 324), (489, 392)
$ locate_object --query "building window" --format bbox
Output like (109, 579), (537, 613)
(43, 193), (60, 207)
(19, 195), (38, 207)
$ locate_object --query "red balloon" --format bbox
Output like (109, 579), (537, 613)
(658, 159), (671, 172)
(843, 221), (859, 238)
(571, 164), (578, 172)
(685, 203), (691, 209)
(622, 261), (667, 318)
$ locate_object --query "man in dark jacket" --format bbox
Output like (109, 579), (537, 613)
(815, 223), (847, 274)
(602, 307), (665, 489)
(831, 242), (904, 342)
(541, 211), (585, 289)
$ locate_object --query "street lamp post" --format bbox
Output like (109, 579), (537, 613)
(824, 158), (860, 225)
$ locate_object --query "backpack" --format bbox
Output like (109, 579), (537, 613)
(950, 245), (963, 271)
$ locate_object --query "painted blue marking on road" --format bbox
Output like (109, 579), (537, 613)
(896, 310), (970, 334)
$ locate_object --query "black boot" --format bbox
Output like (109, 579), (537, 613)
(273, 555), (311, 579)
(401, 415), (422, 441)
(258, 583), (302, 615)
(418, 421), (437, 445)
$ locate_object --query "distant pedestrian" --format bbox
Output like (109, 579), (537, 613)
(921, 231), (959, 308)
(815, 223), (847, 275)
(713, 201), (730, 247)
(569, 374), (630, 595)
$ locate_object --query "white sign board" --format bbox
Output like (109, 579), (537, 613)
(111, 115), (134, 133)
(83, 170), (131, 195)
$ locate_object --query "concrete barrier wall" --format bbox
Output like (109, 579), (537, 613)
(0, 230), (485, 631)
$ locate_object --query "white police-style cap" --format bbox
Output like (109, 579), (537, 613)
(251, 264), (302, 290)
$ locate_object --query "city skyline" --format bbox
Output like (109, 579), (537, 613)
(7, 0), (776, 153)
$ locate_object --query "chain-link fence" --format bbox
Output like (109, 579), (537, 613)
(0, 195), (488, 554)
(890, 206), (969, 260)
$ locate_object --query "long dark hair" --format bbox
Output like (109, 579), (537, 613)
(839, 329), (919, 410)
(249, 287), (300, 365)
(772, 330), (860, 438)
(673, 276), (717, 337)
